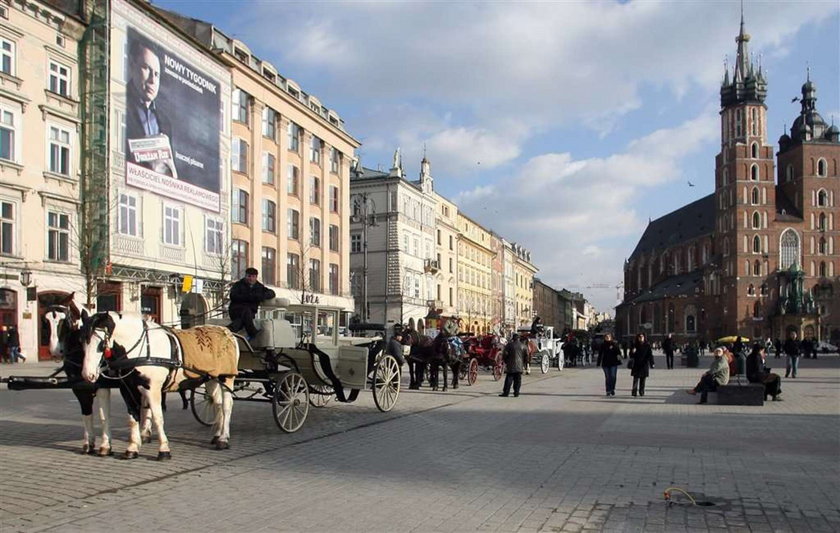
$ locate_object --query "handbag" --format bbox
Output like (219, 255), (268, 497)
(626, 358), (634, 370)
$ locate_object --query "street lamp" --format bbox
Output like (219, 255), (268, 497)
(351, 193), (377, 322)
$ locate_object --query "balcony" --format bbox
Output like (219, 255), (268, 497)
(424, 259), (440, 274)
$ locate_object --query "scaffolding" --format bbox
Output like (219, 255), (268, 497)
(78, 0), (110, 306)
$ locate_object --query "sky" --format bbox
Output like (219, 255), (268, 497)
(157, 0), (840, 313)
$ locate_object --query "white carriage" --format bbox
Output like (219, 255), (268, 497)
(192, 298), (400, 433)
(521, 326), (565, 374)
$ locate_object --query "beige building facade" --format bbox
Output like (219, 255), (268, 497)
(456, 212), (494, 334)
(433, 190), (459, 319)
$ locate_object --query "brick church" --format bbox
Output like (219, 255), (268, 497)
(616, 17), (839, 346)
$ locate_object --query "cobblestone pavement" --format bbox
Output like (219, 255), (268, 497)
(1, 353), (838, 532)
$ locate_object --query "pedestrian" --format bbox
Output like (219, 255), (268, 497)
(387, 330), (406, 367)
(621, 340), (628, 359)
(597, 333), (622, 397)
(227, 267), (276, 340)
(663, 333), (675, 370)
(687, 347), (730, 404)
(499, 333), (526, 397)
(733, 335), (745, 357)
(0, 326), (8, 364)
(699, 339), (707, 356)
(7, 325), (23, 363)
(774, 338), (782, 359)
(746, 344), (782, 401)
(629, 332), (654, 397)
(783, 330), (801, 378)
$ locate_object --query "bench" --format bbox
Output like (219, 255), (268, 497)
(715, 382), (764, 406)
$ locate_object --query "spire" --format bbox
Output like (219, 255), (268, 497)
(720, 6), (766, 108)
(733, 6), (750, 83)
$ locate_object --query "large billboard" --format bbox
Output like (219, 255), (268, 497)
(123, 25), (221, 212)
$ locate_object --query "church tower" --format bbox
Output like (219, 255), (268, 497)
(715, 12), (775, 331)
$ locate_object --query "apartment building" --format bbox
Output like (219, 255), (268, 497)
(432, 190), (459, 319)
(160, 8), (360, 316)
(511, 242), (538, 329)
(0, 0), (87, 360)
(457, 212), (494, 334)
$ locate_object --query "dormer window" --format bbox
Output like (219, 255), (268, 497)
(234, 48), (248, 63)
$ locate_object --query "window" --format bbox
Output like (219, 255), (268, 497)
(753, 301), (761, 318)
(449, 257), (453, 273)
(310, 176), (320, 205)
(780, 229), (799, 270)
(232, 88), (249, 124)
(309, 217), (321, 247)
(231, 239), (248, 279)
(329, 224), (339, 252)
(329, 186), (339, 213)
(819, 261), (827, 277)
(0, 201), (13, 255)
(287, 165), (299, 195)
(449, 235), (453, 250)
(817, 158), (827, 177)
(48, 125), (71, 176)
(309, 259), (321, 292)
(287, 209), (299, 240)
(751, 187), (759, 205)
(817, 190), (828, 207)
(310, 135), (321, 163)
(47, 211), (70, 261)
(206, 218), (224, 254)
(819, 237), (827, 255)
(261, 247), (276, 286)
(287, 253), (300, 289)
(751, 142), (758, 158)
(231, 137), (248, 173)
(760, 283), (768, 296)
(750, 164), (759, 181)
(48, 60), (70, 97)
(0, 109), (15, 161)
(752, 212), (761, 229)
(262, 199), (276, 233)
(0, 39), (13, 75)
(785, 164), (794, 182)
(233, 189), (249, 225)
(262, 107), (277, 139)
(350, 233), (361, 253)
(748, 283), (755, 295)
(163, 205), (182, 246)
(330, 148), (341, 173)
(118, 193), (138, 236)
(818, 213), (827, 231)
(752, 235), (761, 253)
(262, 153), (275, 184)
(287, 122), (300, 152)
(114, 109), (126, 153)
(329, 264), (339, 295)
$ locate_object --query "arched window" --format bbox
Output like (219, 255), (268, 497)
(748, 283), (755, 295)
(817, 158), (827, 177)
(753, 260), (761, 276)
(819, 261), (827, 277)
(819, 237), (827, 255)
(785, 164), (794, 182)
(817, 189), (828, 207)
(818, 213), (827, 231)
(722, 168), (729, 186)
(686, 314), (696, 333)
(723, 238), (730, 256)
(751, 142), (758, 158)
(780, 229), (799, 269)
(752, 212), (761, 229)
(760, 283), (768, 296)
(753, 301), (761, 318)
(753, 235), (761, 253)
(751, 187), (760, 205)
(750, 164), (759, 181)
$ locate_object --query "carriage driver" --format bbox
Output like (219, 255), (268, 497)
(228, 267), (276, 340)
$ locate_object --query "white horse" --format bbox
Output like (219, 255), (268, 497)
(81, 311), (239, 460)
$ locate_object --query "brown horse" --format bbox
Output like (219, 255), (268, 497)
(403, 329), (461, 391)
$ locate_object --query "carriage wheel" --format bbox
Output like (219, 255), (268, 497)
(459, 362), (468, 380)
(467, 358), (479, 386)
(493, 362), (503, 381)
(189, 384), (215, 427)
(373, 355), (400, 412)
(308, 384), (333, 408)
(272, 372), (309, 433)
(540, 353), (550, 374)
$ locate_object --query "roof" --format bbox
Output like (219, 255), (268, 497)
(775, 189), (803, 221)
(628, 269), (704, 304)
(629, 194), (714, 260)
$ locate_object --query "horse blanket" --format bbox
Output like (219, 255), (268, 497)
(172, 326), (239, 379)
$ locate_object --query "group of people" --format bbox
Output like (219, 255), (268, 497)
(596, 333), (655, 397)
(0, 325), (23, 364)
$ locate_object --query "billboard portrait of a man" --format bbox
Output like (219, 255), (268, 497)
(123, 27), (222, 212)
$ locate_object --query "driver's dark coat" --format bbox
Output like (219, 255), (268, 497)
(503, 338), (527, 374)
(228, 278), (275, 316)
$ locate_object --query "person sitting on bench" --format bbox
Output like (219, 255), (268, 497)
(688, 348), (730, 404)
(746, 343), (782, 401)
(228, 267), (276, 340)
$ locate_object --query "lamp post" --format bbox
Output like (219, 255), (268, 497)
(351, 193), (377, 322)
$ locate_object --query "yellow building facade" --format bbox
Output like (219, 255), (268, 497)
(456, 212), (495, 334)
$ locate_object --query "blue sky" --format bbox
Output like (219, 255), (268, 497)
(157, 0), (839, 312)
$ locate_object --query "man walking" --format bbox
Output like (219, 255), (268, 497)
(499, 334), (527, 397)
(228, 267), (276, 340)
(663, 333), (675, 370)
(784, 331), (801, 378)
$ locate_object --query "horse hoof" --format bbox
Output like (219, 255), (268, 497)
(123, 450), (139, 460)
(157, 451), (172, 461)
(215, 439), (230, 450)
(82, 444), (96, 455)
(452, 384), (459, 389)
(98, 446), (113, 457)
(141, 435), (152, 444)
(210, 436), (219, 445)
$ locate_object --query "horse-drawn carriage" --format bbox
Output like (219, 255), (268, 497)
(519, 326), (564, 374)
(461, 334), (505, 382)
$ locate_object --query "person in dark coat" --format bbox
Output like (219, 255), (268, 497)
(7, 325), (22, 363)
(0, 326), (8, 363)
(746, 344), (782, 401)
(663, 333), (675, 370)
(386, 331), (406, 367)
(774, 338), (782, 359)
(530, 316), (544, 336)
(499, 334), (526, 397)
(629, 332), (654, 397)
(732, 336), (745, 357)
(783, 331), (801, 378)
(597, 333), (622, 396)
(228, 267), (276, 338)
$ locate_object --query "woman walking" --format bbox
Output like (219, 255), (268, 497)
(597, 333), (622, 396)
(629, 332), (654, 397)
